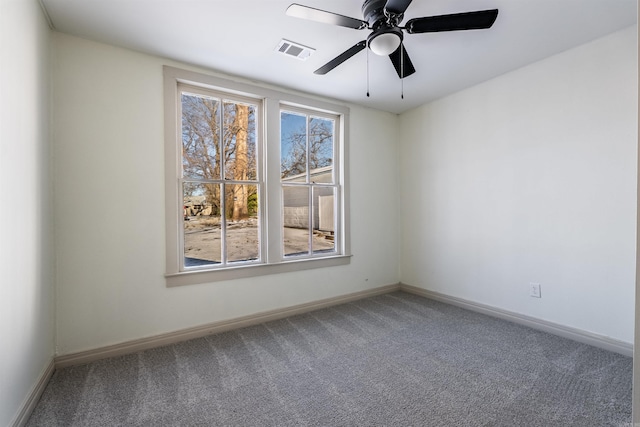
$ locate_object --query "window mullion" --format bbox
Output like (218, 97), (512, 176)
(218, 101), (227, 265)
(220, 183), (227, 265)
(306, 115), (312, 254)
(265, 98), (283, 262)
(305, 115), (310, 184)
(308, 184), (314, 255)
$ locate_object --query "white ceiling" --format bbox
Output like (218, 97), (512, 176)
(40, 0), (637, 114)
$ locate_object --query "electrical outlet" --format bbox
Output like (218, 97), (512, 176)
(530, 282), (541, 298)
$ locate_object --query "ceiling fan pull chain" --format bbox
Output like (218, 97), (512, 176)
(401, 42), (404, 99)
(366, 47), (370, 97)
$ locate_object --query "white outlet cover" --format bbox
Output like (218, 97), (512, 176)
(530, 282), (541, 298)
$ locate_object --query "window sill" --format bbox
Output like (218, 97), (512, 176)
(165, 255), (352, 287)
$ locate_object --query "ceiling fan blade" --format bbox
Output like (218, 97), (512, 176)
(314, 41), (367, 75)
(384, 0), (413, 15)
(389, 44), (416, 79)
(406, 9), (499, 34)
(286, 4), (367, 30)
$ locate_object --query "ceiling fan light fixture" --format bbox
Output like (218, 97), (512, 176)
(368, 31), (401, 56)
(286, 2), (499, 80)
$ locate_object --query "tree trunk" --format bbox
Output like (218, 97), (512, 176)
(232, 104), (249, 221)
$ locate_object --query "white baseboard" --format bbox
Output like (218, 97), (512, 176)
(55, 281), (631, 369)
(55, 283), (401, 368)
(11, 358), (55, 427)
(400, 283), (633, 357)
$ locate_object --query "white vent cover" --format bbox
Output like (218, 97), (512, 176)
(275, 39), (315, 60)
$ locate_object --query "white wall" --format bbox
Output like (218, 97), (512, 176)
(0, 0), (55, 425)
(399, 25), (638, 343)
(634, 9), (640, 424)
(52, 32), (400, 355)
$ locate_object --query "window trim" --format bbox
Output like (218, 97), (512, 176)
(164, 66), (351, 286)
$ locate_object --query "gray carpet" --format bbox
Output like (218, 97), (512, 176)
(27, 291), (632, 426)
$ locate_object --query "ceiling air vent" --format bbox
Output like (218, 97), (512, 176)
(275, 39), (315, 60)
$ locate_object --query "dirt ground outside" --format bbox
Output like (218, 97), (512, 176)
(183, 217), (334, 265)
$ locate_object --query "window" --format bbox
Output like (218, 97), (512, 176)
(181, 87), (261, 268)
(164, 66), (350, 286)
(281, 109), (338, 257)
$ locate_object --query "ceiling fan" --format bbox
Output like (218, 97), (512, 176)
(286, 0), (499, 79)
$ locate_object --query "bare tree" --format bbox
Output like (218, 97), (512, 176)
(231, 104), (249, 220)
(182, 95), (221, 214)
(281, 117), (333, 179)
(182, 94), (257, 219)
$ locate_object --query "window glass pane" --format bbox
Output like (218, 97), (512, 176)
(283, 185), (310, 256)
(225, 184), (260, 263)
(308, 117), (334, 184)
(281, 111), (307, 180)
(224, 101), (258, 181)
(183, 182), (221, 267)
(313, 186), (336, 254)
(181, 93), (221, 180)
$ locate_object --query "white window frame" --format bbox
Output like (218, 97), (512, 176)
(180, 84), (263, 270)
(164, 66), (351, 286)
(280, 106), (341, 259)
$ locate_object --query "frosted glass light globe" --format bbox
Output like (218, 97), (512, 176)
(369, 32), (401, 56)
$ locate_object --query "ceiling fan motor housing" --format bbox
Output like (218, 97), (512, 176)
(362, 0), (403, 28)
